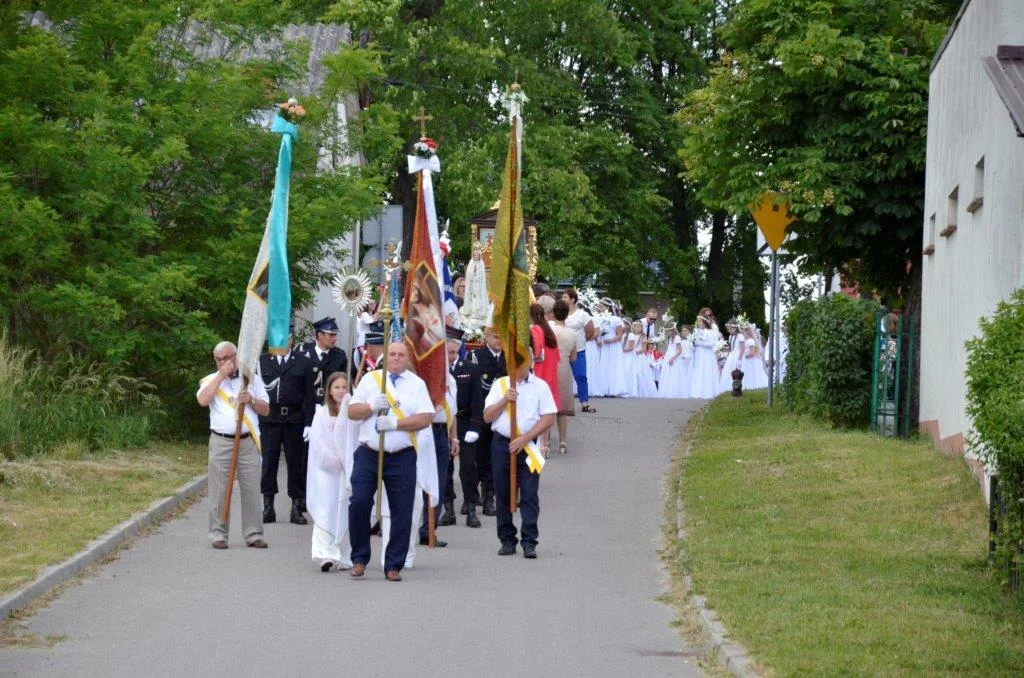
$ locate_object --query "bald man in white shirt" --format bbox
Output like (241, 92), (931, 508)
(347, 342), (434, 581)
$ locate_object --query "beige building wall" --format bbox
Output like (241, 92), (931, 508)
(920, 0), (1024, 494)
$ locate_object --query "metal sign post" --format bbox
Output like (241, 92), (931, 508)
(749, 194), (796, 407)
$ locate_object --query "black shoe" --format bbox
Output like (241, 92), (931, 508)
(459, 500), (468, 516)
(497, 543), (516, 556)
(439, 499), (456, 526)
(321, 561), (334, 572)
(419, 536), (448, 547)
(290, 498), (308, 525)
(522, 544), (537, 559)
(482, 497), (496, 516)
(262, 495), (276, 523)
(466, 504), (481, 528)
(370, 521), (382, 536)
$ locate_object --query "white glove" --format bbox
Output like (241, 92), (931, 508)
(464, 431), (480, 444)
(302, 426), (311, 442)
(370, 393), (390, 413)
(375, 414), (399, 432)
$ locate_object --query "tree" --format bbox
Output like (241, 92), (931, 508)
(324, 0), (714, 310)
(677, 0), (961, 305)
(0, 1), (382, 428)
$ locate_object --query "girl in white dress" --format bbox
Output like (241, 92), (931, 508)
(739, 323), (770, 390)
(620, 320), (643, 397)
(689, 313), (722, 399)
(601, 307), (629, 397)
(658, 326), (689, 398)
(636, 338), (660, 398)
(307, 372), (359, 571)
(678, 326), (695, 393)
(717, 320), (742, 393)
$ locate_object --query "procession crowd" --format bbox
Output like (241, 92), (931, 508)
(195, 285), (786, 582)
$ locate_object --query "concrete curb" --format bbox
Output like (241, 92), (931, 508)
(673, 408), (760, 678)
(1, 474), (207, 621)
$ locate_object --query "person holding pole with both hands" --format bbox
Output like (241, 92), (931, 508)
(483, 350), (557, 559)
(347, 342), (434, 582)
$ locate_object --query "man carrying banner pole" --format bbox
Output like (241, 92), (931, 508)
(402, 120), (448, 548)
(486, 82), (553, 559)
(212, 99), (303, 539)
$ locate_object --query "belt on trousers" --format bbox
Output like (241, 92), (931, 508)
(211, 430), (250, 439)
(269, 404), (299, 416)
(357, 443), (414, 455)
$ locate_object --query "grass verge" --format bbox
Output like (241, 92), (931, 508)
(672, 394), (1024, 675)
(0, 442), (205, 595)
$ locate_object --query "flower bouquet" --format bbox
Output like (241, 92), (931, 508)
(413, 137), (438, 159)
(714, 339), (731, 367)
(277, 97), (306, 123)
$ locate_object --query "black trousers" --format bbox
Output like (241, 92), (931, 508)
(491, 433), (540, 548)
(476, 426), (494, 494)
(260, 420), (306, 499)
(457, 415), (479, 504)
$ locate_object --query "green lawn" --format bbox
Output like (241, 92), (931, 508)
(672, 394), (1024, 675)
(0, 443), (206, 595)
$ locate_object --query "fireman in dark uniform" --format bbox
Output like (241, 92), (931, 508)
(450, 328), (485, 527)
(468, 328), (506, 517)
(297, 317), (348, 401)
(259, 330), (315, 525)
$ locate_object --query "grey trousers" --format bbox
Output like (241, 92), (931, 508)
(207, 433), (264, 544)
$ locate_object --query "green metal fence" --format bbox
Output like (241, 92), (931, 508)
(870, 312), (918, 438)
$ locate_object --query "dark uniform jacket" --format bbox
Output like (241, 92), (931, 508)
(258, 352), (315, 426)
(469, 347), (507, 397)
(451, 356), (485, 439)
(297, 342), (348, 401)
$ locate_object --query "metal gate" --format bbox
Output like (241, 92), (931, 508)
(870, 312), (918, 438)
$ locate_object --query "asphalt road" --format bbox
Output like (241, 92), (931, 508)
(0, 398), (704, 677)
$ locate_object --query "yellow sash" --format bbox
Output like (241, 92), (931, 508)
(372, 371), (418, 450)
(213, 387), (262, 454)
(497, 377), (545, 474)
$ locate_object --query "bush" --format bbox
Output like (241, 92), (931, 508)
(965, 288), (1024, 591)
(0, 330), (160, 459)
(781, 294), (880, 427)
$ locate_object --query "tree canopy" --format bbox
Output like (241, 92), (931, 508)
(677, 0), (960, 303)
(0, 1), (382, 426)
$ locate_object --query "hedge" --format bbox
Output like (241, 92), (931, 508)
(781, 294), (880, 428)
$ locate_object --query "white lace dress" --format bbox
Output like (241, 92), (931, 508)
(658, 337), (690, 398)
(601, 317), (630, 397)
(635, 345), (659, 398)
(739, 336), (770, 390)
(620, 333), (641, 398)
(689, 327), (722, 399)
(717, 332), (743, 392)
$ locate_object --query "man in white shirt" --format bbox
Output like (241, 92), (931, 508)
(347, 342), (434, 581)
(483, 351), (557, 559)
(561, 288), (597, 413)
(641, 308), (658, 339)
(196, 341), (271, 550)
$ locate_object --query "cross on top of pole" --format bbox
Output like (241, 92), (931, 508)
(412, 106), (433, 139)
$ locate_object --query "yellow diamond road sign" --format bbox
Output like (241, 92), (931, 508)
(749, 194), (796, 252)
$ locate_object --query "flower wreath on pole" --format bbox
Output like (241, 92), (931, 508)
(413, 137), (438, 159)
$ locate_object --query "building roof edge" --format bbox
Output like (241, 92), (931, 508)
(931, 0), (974, 73)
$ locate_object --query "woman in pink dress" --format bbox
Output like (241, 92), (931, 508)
(530, 303), (561, 457)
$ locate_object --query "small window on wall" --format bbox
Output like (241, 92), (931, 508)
(940, 186), (958, 237)
(924, 213), (935, 256)
(967, 157), (984, 213)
